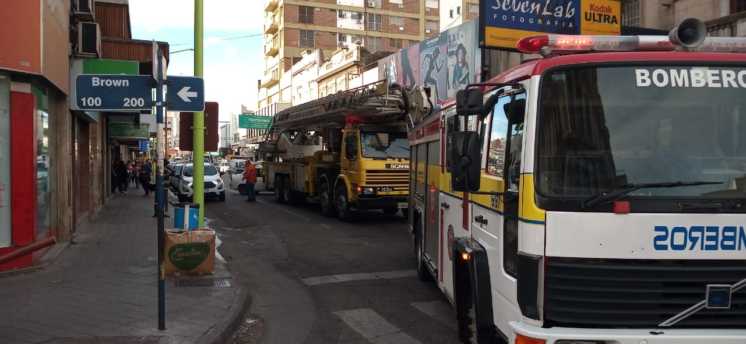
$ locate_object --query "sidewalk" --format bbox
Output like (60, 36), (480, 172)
(0, 191), (249, 344)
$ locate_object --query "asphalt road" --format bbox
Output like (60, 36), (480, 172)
(207, 182), (460, 344)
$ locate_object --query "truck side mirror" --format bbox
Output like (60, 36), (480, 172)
(456, 89), (484, 117)
(449, 131), (481, 192)
(504, 98), (526, 124)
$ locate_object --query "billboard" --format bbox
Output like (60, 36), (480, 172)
(379, 21), (480, 105)
(481, 0), (621, 50)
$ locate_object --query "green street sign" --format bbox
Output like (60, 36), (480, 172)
(239, 114), (272, 129)
(108, 122), (149, 139)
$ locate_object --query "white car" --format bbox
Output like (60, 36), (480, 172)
(218, 161), (230, 174)
(176, 163), (225, 202)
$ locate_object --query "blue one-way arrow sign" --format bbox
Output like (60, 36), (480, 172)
(77, 75), (154, 111)
(167, 76), (204, 112)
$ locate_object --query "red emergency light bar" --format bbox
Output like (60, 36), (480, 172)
(517, 34), (746, 55)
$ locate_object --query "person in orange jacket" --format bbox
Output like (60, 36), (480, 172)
(242, 160), (257, 202)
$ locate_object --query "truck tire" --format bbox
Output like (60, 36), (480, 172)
(274, 175), (286, 203)
(282, 177), (294, 204)
(383, 207), (399, 216)
(335, 183), (354, 221)
(414, 227), (432, 282)
(319, 180), (335, 216)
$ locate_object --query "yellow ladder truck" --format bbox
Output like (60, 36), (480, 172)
(259, 81), (430, 220)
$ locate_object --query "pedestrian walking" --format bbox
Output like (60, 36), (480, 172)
(133, 162), (141, 189)
(243, 160), (257, 202)
(140, 160), (152, 196)
(115, 160), (128, 194)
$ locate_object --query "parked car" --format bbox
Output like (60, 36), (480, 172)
(175, 163), (225, 202)
(227, 159), (245, 189)
(168, 163), (184, 191)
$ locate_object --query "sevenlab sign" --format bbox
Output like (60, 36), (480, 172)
(480, 0), (621, 49)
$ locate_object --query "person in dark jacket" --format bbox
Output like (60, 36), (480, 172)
(140, 160), (152, 196)
(115, 160), (129, 194)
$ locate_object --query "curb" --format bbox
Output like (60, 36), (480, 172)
(207, 282), (253, 344)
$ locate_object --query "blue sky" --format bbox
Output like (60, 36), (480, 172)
(129, 0), (264, 120)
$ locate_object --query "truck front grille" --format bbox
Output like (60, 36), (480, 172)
(365, 169), (409, 191)
(545, 258), (746, 329)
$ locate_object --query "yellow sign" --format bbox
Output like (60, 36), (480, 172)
(580, 0), (621, 35)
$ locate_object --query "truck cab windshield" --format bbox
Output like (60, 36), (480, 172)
(361, 132), (409, 159)
(536, 65), (746, 208)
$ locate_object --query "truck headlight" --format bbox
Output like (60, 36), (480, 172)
(362, 187), (375, 195)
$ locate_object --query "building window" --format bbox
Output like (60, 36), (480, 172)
(734, 0), (746, 13)
(388, 0), (403, 5)
(367, 13), (382, 31)
(469, 3), (479, 14)
(425, 0), (438, 9)
(300, 30), (315, 48)
(389, 15), (404, 26)
(299, 6), (314, 24)
(456, 6), (461, 15)
(337, 33), (347, 47)
(390, 38), (402, 49)
(449, 9), (453, 18)
(365, 36), (381, 52)
(621, 0), (640, 27)
(425, 20), (438, 34)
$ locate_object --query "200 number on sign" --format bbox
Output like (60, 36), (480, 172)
(123, 98), (146, 107)
(80, 97), (102, 107)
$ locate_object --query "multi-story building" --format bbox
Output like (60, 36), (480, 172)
(621, 0), (746, 36)
(439, 0), (479, 31)
(0, 0), (168, 272)
(258, 0), (440, 110)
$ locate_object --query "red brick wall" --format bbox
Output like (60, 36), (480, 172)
(285, 28), (299, 49)
(383, 15), (420, 36)
(382, 0), (419, 14)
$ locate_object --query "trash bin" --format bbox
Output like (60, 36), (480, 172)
(173, 203), (199, 230)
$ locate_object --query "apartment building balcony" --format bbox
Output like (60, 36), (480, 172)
(264, 19), (279, 35)
(264, 36), (279, 57)
(265, 0), (279, 12)
(706, 11), (746, 37)
(260, 69), (280, 88)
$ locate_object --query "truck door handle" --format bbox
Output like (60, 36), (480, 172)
(474, 215), (488, 225)
(440, 202), (450, 209)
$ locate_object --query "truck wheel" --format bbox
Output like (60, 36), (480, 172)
(335, 184), (354, 221)
(274, 176), (286, 203)
(415, 228), (432, 282)
(383, 207), (398, 216)
(282, 177), (295, 204)
(319, 181), (335, 216)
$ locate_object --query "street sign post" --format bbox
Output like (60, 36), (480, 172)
(166, 76), (205, 112)
(76, 75), (154, 111)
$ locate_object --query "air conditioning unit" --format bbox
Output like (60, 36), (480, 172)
(72, 0), (95, 20)
(76, 22), (101, 57)
(367, 0), (377, 7)
(425, 29), (431, 34)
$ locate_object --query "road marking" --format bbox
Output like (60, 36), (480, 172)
(334, 308), (422, 344)
(410, 301), (456, 330)
(302, 270), (416, 286)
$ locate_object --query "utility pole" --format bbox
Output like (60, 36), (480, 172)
(154, 41), (167, 331)
(193, 0), (205, 226)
